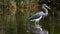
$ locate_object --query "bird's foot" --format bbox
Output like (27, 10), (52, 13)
(26, 30), (30, 32)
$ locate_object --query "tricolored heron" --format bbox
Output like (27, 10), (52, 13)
(28, 4), (50, 25)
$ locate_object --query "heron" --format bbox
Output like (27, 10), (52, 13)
(28, 4), (50, 25)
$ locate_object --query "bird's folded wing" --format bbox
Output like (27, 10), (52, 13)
(28, 14), (41, 21)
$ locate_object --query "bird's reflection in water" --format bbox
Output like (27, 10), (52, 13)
(28, 25), (48, 34)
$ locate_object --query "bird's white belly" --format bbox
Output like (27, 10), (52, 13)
(35, 18), (40, 22)
(36, 18), (41, 22)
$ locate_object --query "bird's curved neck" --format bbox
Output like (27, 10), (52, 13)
(42, 6), (48, 15)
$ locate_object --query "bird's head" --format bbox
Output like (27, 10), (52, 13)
(42, 4), (51, 9)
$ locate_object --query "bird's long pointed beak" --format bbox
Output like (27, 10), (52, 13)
(46, 5), (51, 9)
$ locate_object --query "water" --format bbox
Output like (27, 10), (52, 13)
(28, 25), (48, 34)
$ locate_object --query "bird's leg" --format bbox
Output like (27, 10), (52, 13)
(38, 21), (39, 25)
(35, 21), (36, 25)
(36, 21), (39, 25)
